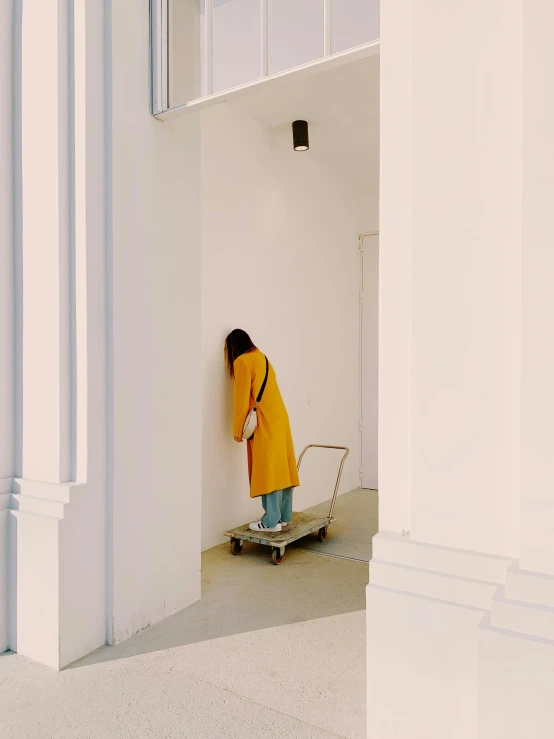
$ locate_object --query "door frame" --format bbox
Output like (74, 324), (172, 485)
(359, 231), (379, 488)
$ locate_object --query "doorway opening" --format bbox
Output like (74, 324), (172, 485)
(200, 52), (379, 561)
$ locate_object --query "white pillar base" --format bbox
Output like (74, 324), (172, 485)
(479, 614), (554, 738)
(368, 584), (484, 739)
(368, 533), (554, 738)
(8, 479), (104, 670)
(367, 531), (512, 739)
(478, 565), (554, 736)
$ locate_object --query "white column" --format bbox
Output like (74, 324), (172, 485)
(8, 0), (107, 670)
(20, 0), (71, 484)
(369, 2), (523, 737)
(478, 3), (554, 737)
(377, 0), (411, 534)
(519, 1), (554, 580)
(8, 0), (72, 670)
(408, 0), (522, 558)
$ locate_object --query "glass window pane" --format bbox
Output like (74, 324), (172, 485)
(330, 0), (380, 54)
(212, 0), (261, 94)
(167, 0), (202, 108)
(268, 0), (324, 75)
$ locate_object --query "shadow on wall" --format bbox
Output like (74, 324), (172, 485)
(68, 541), (369, 670)
(0, 508), (11, 654)
(5, 511), (15, 656)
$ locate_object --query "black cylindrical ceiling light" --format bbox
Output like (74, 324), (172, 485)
(292, 120), (309, 151)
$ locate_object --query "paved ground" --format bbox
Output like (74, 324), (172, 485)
(300, 487), (378, 562)
(0, 490), (373, 739)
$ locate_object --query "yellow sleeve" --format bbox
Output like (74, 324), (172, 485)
(233, 358), (252, 438)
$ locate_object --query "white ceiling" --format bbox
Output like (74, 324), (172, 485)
(227, 55), (380, 192)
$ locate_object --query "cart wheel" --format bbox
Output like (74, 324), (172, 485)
(230, 538), (243, 555)
(272, 548), (285, 565)
(318, 526), (328, 542)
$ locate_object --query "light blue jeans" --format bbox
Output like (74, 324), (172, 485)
(261, 487), (293, 528)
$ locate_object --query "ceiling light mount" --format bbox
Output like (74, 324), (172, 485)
(292, 120), (309, 152)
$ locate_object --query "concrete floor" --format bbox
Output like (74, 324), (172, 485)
(300, 487), (378, 561)
(0, 489), (372, 739)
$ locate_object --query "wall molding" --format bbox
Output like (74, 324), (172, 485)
(9, 478), (85, 520)
(370, 530), (554, 647)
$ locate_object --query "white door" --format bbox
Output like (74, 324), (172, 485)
(361, 235), (378, 489)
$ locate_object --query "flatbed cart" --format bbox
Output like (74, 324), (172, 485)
(225, 444), (349, 565)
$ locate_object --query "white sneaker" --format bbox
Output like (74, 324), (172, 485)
(249, 520), (282, 533)
(280, 521), (290, 527)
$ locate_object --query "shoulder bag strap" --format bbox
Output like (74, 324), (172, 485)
(255, 356), (269, 405)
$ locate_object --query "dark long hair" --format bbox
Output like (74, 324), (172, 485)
(225, 329), (256, 378)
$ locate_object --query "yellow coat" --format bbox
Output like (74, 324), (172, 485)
(233, 349), (300, 498)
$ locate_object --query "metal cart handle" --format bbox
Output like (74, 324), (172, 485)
(297, 444), (350, 520)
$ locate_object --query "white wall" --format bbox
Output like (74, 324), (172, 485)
(110, 0), (202, 644)
(201, 102), (375, 551)
(0, 0), (13, 653)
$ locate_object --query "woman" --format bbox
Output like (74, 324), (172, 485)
(225, 329), (300, 533)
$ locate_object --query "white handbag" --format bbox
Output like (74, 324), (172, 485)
(241, 356), (269, 440)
